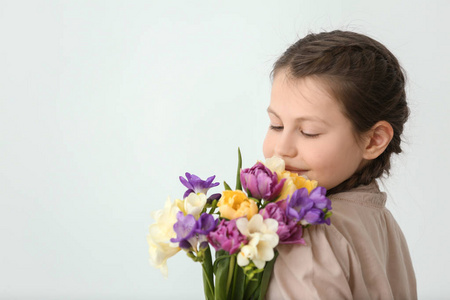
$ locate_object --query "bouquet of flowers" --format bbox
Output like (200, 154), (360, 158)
(147, 150), (332, 300)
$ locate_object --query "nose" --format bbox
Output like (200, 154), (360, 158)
(274, 132), (297, 158)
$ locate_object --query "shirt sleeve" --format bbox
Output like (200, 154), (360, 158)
(266, 224), (371, 300)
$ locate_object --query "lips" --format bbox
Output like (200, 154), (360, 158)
(285, 166), (308, 175)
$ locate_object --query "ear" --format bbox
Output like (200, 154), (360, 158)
(362, 121), (394, 160)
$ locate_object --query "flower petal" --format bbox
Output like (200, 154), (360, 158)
(236, 217), (249, 236)
(253, 259), (266, 269)
(264, 156), (285, 173)
(264, 218), (279, 234)
(237, 251), (250, 267)
(256, 241), (275, 261)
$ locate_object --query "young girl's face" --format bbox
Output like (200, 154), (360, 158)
(263, 72), (367, 190)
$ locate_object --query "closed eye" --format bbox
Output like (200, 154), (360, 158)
(301, 131), (319, 138)
(270, 125), (284, 131)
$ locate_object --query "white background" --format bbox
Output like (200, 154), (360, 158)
(1, 1), (449, 299)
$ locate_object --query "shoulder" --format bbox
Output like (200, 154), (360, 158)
(268, 182), (417, 299)
(273, 182), (389, 274)
(327, 181), (390, 236)
(268, 222), (368, 299)
(329, 181), (387, 210)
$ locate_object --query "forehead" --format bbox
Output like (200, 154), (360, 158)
(269, 73), (344, 121)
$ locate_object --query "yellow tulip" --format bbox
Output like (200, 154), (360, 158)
(217, 190), (258, 220)
(276, 171), (318, 201)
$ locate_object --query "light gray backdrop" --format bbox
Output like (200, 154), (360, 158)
(1, 1), (449, 299)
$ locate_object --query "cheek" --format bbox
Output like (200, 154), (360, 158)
(316, 139), (363, 176)
(262, 132), (275, 158)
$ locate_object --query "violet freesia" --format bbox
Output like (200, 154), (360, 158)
(195, 213), (218, 249)
(287, 187), (332, 226)
(208, 219), (248, 254)
(309, 186), (332, 210)
(207, 193), (222, 204)
(179, 173), (220, 199)
(171, 212), (217, 250)
(303, 208), (328, 225)
(196, 212), (218, 235)
(304, 187), (332, 225)
(286, 188), (314, 220)
(171, 212), (197, 249)
(260, 200), (305, 245)
(240, 162), (286, 201)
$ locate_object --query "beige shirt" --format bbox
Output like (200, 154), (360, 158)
(267, 182), (416, 300)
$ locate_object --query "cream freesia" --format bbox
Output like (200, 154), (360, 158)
(147, 197), (181, 278)
(180, 192), (207, 219)
(264, 156), (285, 173)
(236, 214), (279, 269)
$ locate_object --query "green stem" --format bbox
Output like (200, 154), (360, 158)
(226, 254), (236, 293)
(231, 263), (245, 300)
(209, 200), (218, 214)
(202, 263), (214, 299)
(202, 246), (215, 300)
(258, 251), (279, 300)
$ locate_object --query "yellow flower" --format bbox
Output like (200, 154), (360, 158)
(263, 156), (317, 200)
(217, 190), (258, 220)
(276, 171), (318, 201)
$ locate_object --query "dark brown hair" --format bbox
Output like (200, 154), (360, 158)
(272, 30), (409, 194)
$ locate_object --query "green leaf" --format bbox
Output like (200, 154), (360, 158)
(244, 272), (263, 300)
(202, 246), (215, 300)
(226, 255), (235, 294)
(230, 264), (245, 300)
(235, 148), (242, 191)
(214, 250), (231, 300)
(258, 251), (279, 300)
(224, 181), (232, 191)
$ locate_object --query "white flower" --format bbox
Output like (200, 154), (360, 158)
(147, 197), (181, 278)
(182, 193), (207, 219)
(236, 214), (279, 269)
(264, 156), (285, 173)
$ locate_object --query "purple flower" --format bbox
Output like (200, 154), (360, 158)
(207, 193), (222, 204)
(196, 213), (217, 235)
(303, 208), (327, 225)
(240, 162), (286, 201)
(179, 173), (220, 199)
(286, 188), (314, 220)
(207, 219), (248, 254)
(286, 187), (332, 225)
(309, 187), (332, 210)
(171, 212), (217, 250)
(171, 212), (197, 249)
(260, 200), (305, 245)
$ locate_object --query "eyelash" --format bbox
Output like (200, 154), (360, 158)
(269, 125), (320, 138)
(302, 132), (320, 138)
(269, 125), (283, 131)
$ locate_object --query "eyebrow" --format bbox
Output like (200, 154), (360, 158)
(266, 107), (329, 125)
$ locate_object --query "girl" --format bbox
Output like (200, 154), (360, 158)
(263, 31), (417, 299)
